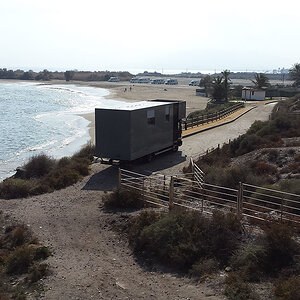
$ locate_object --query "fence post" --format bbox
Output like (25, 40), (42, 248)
(280, 197), (284, 222)
(142, 177), (145, 202)
(118, 167), (122, 190)
(169, 176), (174, 210)
(237, 182), (243, 218)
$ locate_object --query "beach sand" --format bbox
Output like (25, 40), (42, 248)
(75, 80), (209, 143)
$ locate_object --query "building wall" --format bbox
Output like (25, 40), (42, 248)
(242, 90), (265, 101)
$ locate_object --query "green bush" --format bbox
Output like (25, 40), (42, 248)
(6, 245), (34, 274)
(103, 189), (144, 209)
(251, 161), (277, 176)
(28, 263), (49, 283)
(262, 222), (299, 273)
(189, 258), (219, 277)
(230, 243), (266, 281)
(128, 210), (162, 244)
(0, 179), (34, 199)
(224, 272), (259, 300)
(10, 226), (27, 248)
(43, 168), (80, 190)
(72, 142), (95, 161)
(268, 149), (279, 162)
(273, 275), (300, 300)
(34, 246), (51, 260)
(133, 211), (241, 270)
(23, 154), (55, 179)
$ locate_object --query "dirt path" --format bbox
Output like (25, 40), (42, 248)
(0, 164), (224, 300)
(0, 104), (274, 299)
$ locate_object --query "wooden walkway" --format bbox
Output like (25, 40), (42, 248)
(182, 106), (255, 138)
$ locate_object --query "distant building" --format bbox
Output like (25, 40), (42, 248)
(242, 87), (265, 101)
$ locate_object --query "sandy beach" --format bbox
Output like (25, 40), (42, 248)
(75, 80), (210, 144)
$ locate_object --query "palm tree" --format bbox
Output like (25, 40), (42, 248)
(251, 73), (270, 89)
(211, 76), (226, 103)
(200, 75), (213, 97)
(289, 63), (300, 87)
(221, 69), (231, 101)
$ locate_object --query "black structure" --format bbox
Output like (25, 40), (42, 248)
(95, 100), (186, 163)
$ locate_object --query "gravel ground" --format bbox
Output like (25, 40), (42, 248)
(0, 103), (274, 300)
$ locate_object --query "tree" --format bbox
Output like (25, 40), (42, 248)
(200, 75), (213, 97)
(35, 69), (51, 81)
(251, 73), (270, 89)
(289, 63), (300, 87)
(221, 69), (231, 101)
(64, 70), (75, 82)
(211, 76), (227, 103)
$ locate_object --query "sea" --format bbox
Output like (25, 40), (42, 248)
(0, 82), (126, 182)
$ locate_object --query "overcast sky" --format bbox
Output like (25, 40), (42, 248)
(0, 0), (299, 73)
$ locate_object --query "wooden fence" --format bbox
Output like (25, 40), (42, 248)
(183, 102), (245, 129)
(119, 168), (300, 226)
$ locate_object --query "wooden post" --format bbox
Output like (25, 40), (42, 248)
(169, 176), (174, 210)
(118, 167), (122, 190)
(201, 186), (205, 213)
(280, 197), (284, 222)
(237, 182), (243, 218)
(142, 177), (145, 202)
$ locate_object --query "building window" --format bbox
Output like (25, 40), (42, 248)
(165, 106), (170, 121)
(252, 91), (255, 96)
(147, 109), (155, 125)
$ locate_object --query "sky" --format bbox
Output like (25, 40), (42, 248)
(0, 0), (299, 73)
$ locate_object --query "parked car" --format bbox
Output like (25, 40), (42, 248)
(130, 77), (139, 83)
(165, 79), (178, 85)
(108, 77), (120, 82)
(151, 79), (165, 84)
(137, 77), (150, 83)
(189, 80), (200, 86)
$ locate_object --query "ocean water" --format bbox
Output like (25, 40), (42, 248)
(0, 82), (125, 181)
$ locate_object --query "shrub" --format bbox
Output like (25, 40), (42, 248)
(262, 222), (299, 273)
(278, 179), (300, 195)
(34, 246), (51, 260)
(133, 211), (241, 270)
(209, 211), (241, 263)
(224, 272), (259, 300)
(69, 158), (90, 176)
(128, 210), (162, 244)
(72, 142), (95, 161)
(103, 189), (144, 209)
(189, 258), (219, 278)
(28, 263), (49, 283)
(230, 243), (266, 282)
(23, 154), (55, 179)
(251, 161), (277, 176)
(43, 168), (80, 190)
(0, 179), (34, 199)
(6, 245), (33, 274)
(11, 226), (27, 248)
(268, 149), (279, 162)
(273, 275), (300, 300)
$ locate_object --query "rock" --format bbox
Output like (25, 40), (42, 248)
(225, 266), (232, 272)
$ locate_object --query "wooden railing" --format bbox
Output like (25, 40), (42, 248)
(118, 168), (300, 226)
(183, 102), (245, 130)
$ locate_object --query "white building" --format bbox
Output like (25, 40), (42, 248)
(242, 87), (266, 101)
